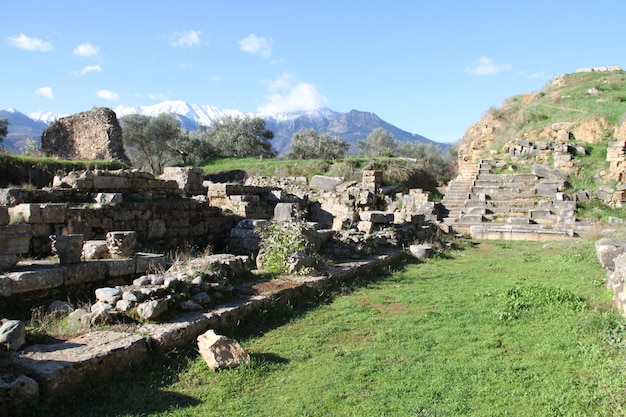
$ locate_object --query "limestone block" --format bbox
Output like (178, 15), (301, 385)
(104, 258), (137, 277)
(533, 182), (559, 197)
(135, 253), (167, 274)
(0, 374), (39, 408)
(63, 262), (108, 286)
(274, 202), (297, 222)
(94, 193), (123, 205)
(0, 225), (31, 255)
(595, 239), (626, 271)
(92, 175), (129, 190)
(409, 244), (433, 260)
(0, 319), (26, 351)
(230, 194), (260, 202)
(0, 275), (12, 296)
(357, 221), (374, 233)
(358, 211), (394, 224)
(137, 299), (168, 320)
(197, 330), (250, 371)
(532, 163), (568, 180)
(459, 214), (483, 223)
(9, 203), (65, 224)
(0, 205), (8, 225)
(8, 267), (63, 294)
(310, 175), (344, 191)
(12, 331), (148, 396)
(0, 255), (18, 273)
(529, 209), (554, 220)
(82, 240), (109, 260)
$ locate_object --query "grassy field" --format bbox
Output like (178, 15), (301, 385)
(16, 239), (626, 416)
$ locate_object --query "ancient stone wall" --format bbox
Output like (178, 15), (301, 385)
(41, 107), (130, 164)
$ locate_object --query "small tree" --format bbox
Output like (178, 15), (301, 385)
(0, 118), (8, 145)
(208, 115), (276, 158)
(358, 128), (398, 157)
(286, 128), (349, 160)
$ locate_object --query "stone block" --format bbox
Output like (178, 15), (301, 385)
(63, 262), (108, 286)
(274, 202), (297, 222)
(358, 211), (394, 224)
(12, 331), (147, 397)
(103, 258), (136, 277)
(0, 275), (13, 296)
(357, 221), (374, 233)
(230, 194), (260, 202)
(0, 254), (19, 272)
(529, 209), (554, 220)
(534, 182), (558, 197)
(0, 205), (8, 225)
(8, 267), (64, 294)
(135, 253), (167, 274)
(9, 203), (65, 224)
(310, 175), (345, 191)
(92, 175), (129, 190)
(0, 224), (32, 255)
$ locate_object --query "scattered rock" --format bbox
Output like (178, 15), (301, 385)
(197, 330), (250, 371)
(95, 287), (122, 304)
(409, 244), (433, 261)
(136, 299), (168, 320)
(0, 319), (26, 351)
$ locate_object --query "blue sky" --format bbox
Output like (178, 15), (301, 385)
(2, 1), (625, 144)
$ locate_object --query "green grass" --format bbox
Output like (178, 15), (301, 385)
(16, 239), (626, 416)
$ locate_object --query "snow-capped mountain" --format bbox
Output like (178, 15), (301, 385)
(113, 101), (243, 131)
(1, 101), (442, 154)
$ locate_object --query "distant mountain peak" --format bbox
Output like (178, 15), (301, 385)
(2, 101), (441, 155)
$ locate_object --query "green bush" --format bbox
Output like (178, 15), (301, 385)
(257, 220), (318, 274)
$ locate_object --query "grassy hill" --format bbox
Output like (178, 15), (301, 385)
(459, 69), (626, 163)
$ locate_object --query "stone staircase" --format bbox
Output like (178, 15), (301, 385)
(440, 159), (581, 239)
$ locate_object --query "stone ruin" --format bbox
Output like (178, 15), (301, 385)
(41, 107), (130, 164)
(0, 165), (446, 408)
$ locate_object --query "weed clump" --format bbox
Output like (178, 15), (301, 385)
(497, 284), (587, 321)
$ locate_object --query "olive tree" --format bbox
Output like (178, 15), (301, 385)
(0, 118), (8, 144)
(121, 113), (181, 174)
(358, 128), (399, 157)
(286, 128), (349, 160)
(207, 115), (276, 158)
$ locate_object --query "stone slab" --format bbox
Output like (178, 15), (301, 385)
(470, 225), (574, 241)
(8, 267), (64, 294)
(63, 262), (109, 286)
(12, 331), (147, 396)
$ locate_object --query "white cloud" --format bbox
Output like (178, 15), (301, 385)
(35, 87), (54, 99)
(238, 33), (272, 58)
(170, 30), (201, 47)
(73, 43), (100, 58)
(7, 33), (53, 51)
(466, 56), (511, 76)
(74, 65), (102, 76)
(258, 72), (328, 113)
(97, 89), (120, 101)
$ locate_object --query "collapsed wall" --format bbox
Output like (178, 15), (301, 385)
(41, 107), (130, 164)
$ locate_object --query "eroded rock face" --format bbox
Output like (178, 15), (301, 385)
(41, 107), (130, 164)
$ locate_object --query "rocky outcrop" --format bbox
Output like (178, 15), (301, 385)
(41, 107), (130, 164)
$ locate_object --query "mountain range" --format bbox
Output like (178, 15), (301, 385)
(0, 101), (442, 155)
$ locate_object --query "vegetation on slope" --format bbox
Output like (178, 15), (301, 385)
(466, 70), (626, 157)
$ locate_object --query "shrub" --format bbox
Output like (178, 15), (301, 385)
(257, 220), (320, 274)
